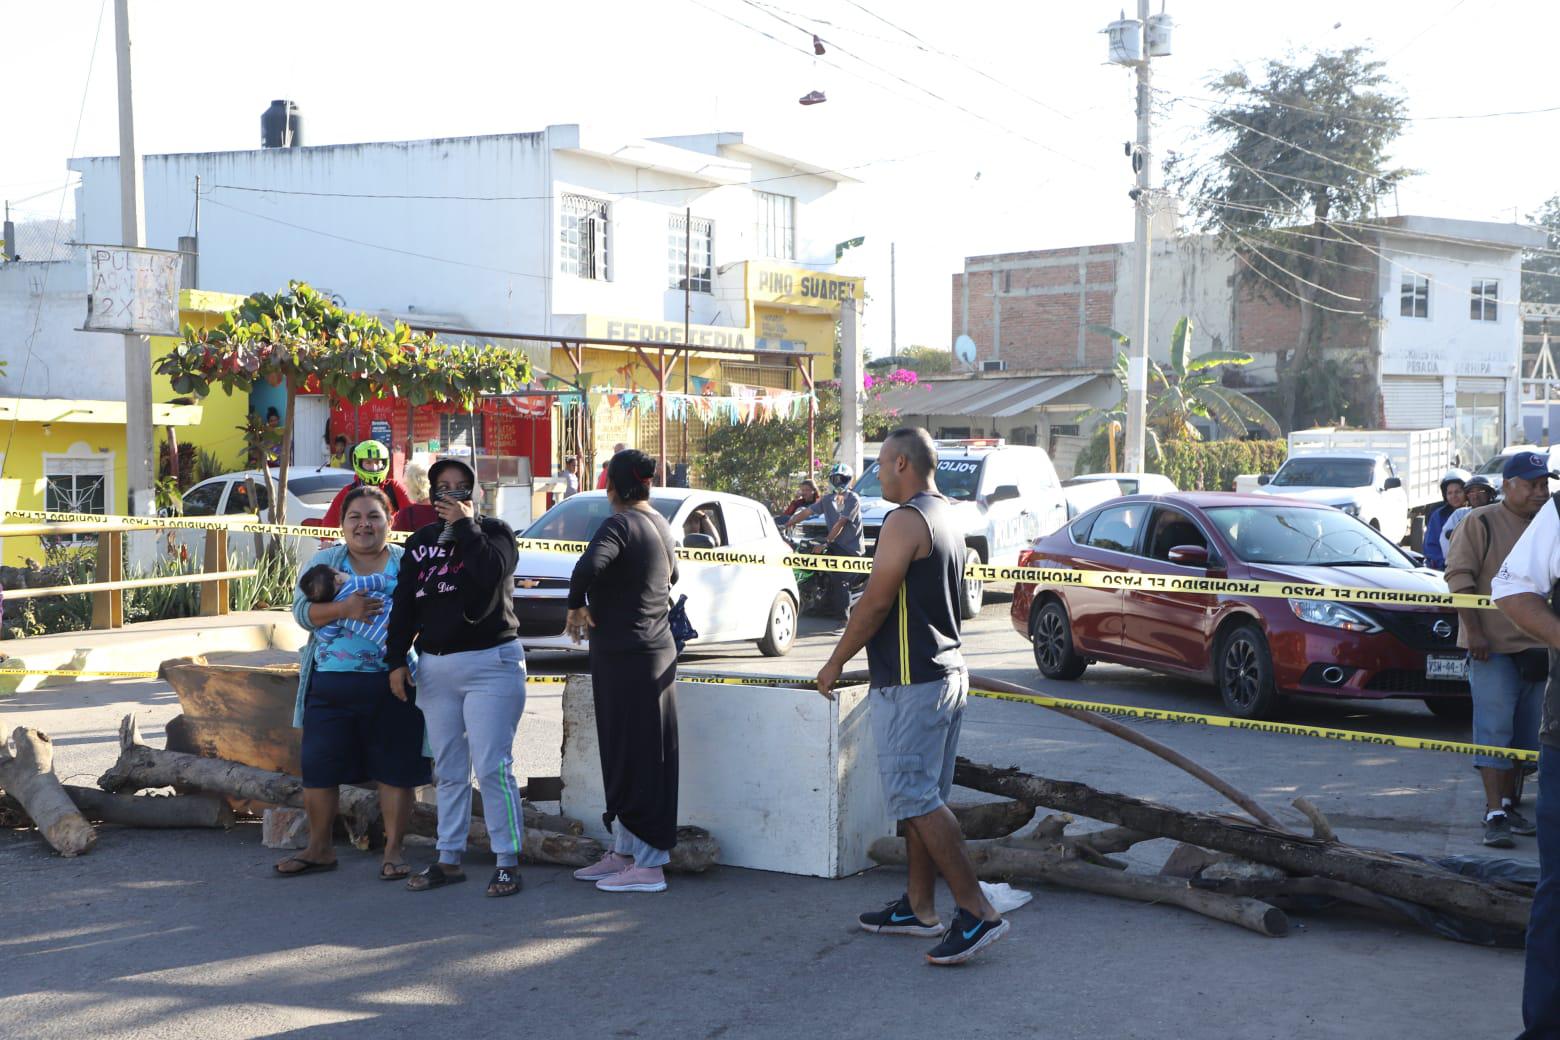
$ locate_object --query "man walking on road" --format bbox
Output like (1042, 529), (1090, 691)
(816, 427), (1008, 966)
(1446, 453), (1549, 848)
(1489, 451), (1560, 1037)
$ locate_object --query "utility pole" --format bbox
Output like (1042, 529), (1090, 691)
(890, 241), (897, 358)
(1123, 0), (1154, 474)
(115, 0), (155, 519)
(840, 296), (863, 476)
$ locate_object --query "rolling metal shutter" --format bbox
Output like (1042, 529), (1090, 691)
(1381, 377), (1443, 430)
(1456, 377), (1506, 396)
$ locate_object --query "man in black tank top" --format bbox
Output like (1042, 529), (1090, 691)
(818, 427), (1008, 966)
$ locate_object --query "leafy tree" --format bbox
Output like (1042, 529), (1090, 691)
(1164, 47), (1412, 429)
(1087, 317), (1280, 444)
(869, 345), (952, 376)
(155, 282), (533, 529)
(701, 386), (841, 511)
(1523, 195), (1560, 308)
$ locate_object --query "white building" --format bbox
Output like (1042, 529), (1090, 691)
(69, 125), (858, 350)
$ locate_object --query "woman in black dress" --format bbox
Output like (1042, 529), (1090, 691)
(565, 449), (680, 894)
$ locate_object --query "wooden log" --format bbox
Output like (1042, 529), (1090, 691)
(901, 800), (1036, 840)
(57, 787), (230, 829)
(867, 836), (1287, 938)
(969, 674), (1288, 830)
(0, 727), (96, 856)
(955, 758), (1532, 931)
(100, 715), (720, 872)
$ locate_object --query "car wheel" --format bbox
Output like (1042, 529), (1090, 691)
(960, 547), (984, 620)
(1216, 624), (1280, 719)
(1424, 697), (1473, 722)
(1032, 600), (1087, 680)
(757, 592), (798, 657)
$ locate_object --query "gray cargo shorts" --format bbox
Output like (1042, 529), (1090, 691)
(868, 670), (969, 821)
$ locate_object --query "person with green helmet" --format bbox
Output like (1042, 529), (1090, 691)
(320, 440), (413, 528)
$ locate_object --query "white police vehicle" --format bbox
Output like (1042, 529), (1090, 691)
(800, 439), (1068, 618)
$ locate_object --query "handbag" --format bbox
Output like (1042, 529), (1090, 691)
(668, 594), (698, 655)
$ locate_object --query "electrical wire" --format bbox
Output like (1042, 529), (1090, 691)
(4, 0), (108, 484)
(1155, 85), (1560, 128)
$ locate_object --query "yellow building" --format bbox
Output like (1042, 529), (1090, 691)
(0, 288), (250, 565)
(553, 263), (864, 474)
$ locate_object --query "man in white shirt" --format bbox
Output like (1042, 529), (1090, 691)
(562, 457), (580, 499)
(1489, 450), (1560, 1037)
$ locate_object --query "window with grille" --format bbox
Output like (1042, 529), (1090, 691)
(1400, 273), (1429, 318)
(560, 193), (610, 280)
(44, 455), (109, 545)
(440, 413), (486, 454)
(669, 215), (713, 293)
(754, 191), (795, 260)
(1471, 279), (1499, 322)
(721, 363), (794, 391)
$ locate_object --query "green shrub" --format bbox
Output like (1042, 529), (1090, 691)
(1075, 436), (1288, 492)
(231, 549), (299, 612)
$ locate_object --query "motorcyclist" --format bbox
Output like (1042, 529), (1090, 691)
(786, 463), (864, 616)
(318, 440), (413, 529)
(1423, 467), (1470, 570)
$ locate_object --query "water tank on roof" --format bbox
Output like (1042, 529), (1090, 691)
(261, 100), (303, 148)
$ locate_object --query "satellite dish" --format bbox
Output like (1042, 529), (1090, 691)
(954, 335), (977, 366)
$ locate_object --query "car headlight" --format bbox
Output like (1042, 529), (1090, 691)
(1337, 503), (1361, 517)
(1288, 598), (1381, 633)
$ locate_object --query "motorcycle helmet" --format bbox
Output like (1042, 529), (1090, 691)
(1464, 474), (1498, 502)
(352, 440), (391, 485)
(1439, 466), (1471, 493)
(827, 462), (854, 490)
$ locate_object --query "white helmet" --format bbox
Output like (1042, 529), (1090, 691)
(1439, 467), (1471, 492)
(827, 462), (854, 488)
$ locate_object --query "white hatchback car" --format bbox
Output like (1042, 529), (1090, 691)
(514, 488), (801, 657)
(177, 467), (357, 563)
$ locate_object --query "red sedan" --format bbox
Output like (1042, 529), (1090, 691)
(1010, 492), (1470, 720)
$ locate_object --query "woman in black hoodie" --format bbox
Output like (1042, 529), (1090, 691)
(386, 458), (525, 899)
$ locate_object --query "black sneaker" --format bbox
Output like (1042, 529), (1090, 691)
(1484, 812), (1516, 848)
(859, 894), (942, 937)
(925, 907), (1009, 966)
(1507, 808), (1537, 836)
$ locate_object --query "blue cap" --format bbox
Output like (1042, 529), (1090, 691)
(1503, 451), (1557, 481)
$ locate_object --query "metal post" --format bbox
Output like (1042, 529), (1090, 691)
(114, 0), (154, 524)
(191, 174), (200, 290)
(890, 241), (897, 358)
(657, 346), (668, 486)
(683, 207), (692, 476)
(1123, 0), (1153, 474)
(840, 296), (864, 475)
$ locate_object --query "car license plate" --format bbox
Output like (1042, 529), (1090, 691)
(1426, 654), (1469, 680)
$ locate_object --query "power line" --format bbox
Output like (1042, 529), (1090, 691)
(1155, 85), (1560, 127)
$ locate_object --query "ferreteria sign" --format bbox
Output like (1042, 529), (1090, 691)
(586, 316), (750, 350)
(747, 262), (864, 312)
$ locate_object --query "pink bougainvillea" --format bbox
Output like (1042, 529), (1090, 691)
(863, 368), (919, 391)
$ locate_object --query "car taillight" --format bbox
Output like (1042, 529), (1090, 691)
(1017, 548), (1036, 568)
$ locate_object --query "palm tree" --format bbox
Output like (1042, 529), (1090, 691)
(1087, 317), (1281, 444)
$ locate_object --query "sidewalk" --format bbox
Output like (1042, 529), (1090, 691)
(0, 611), (305, 693)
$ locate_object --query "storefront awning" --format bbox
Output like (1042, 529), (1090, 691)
(876, 374), (1105, 419)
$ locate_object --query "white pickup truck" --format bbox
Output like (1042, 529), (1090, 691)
(799, 439), (1069, 618)
(1251, 428), (1455, 546)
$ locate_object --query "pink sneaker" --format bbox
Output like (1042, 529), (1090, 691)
(573, 852), (632, 882)
(595, 865), (667, 893)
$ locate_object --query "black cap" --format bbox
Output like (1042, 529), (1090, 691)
(428, 457), (477, 487)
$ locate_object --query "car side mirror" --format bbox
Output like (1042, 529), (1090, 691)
(988, 484), (1021, 504)
(1383, 476), (1402, 490)
(1256, 474), (1271, 486)
(684, 533), (717, 550)
(1167, 544), (1209, 568)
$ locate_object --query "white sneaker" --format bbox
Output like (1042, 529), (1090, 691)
(595, 865), (667, 893)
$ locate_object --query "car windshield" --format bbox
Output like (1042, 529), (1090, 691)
(1204, 505), (1410, 568)
(1270, 459), (1375, 488)
(523, 495), (679, 542)
(284, 473), (355, 503)
(1477, 453), (1517, 476)
(855, 457), (981, 502)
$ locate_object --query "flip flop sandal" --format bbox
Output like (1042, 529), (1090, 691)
(486, 867), (523, 898)
(274, 857), (338, 877)
(406, 863), (467, 892)
(379, 861), (411, 881)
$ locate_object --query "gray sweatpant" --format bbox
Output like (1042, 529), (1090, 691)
(417, 641), (527, 867)
(614, 820), (671, 869)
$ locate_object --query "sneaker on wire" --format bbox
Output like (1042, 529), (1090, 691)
(1484, 812), (1516, 848)
(1507, 808), (1537, 836)
(925, 907), (1009, 966)
(858, 894), (942, 938)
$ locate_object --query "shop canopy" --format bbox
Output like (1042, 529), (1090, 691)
(875, 374), (1103, 419)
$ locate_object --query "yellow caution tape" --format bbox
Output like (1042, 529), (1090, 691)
(0, 668), (159, 678)
(5, 510), (1497, 608)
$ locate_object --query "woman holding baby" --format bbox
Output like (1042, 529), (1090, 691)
(274, 484), (431, 881)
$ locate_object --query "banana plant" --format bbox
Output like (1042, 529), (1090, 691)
(1084, 317), (1281, 442)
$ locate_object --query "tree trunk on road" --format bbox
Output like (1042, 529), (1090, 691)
(0, 728), (96, 856)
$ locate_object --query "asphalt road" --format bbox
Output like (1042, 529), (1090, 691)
(0, 592), (1532, 1039)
